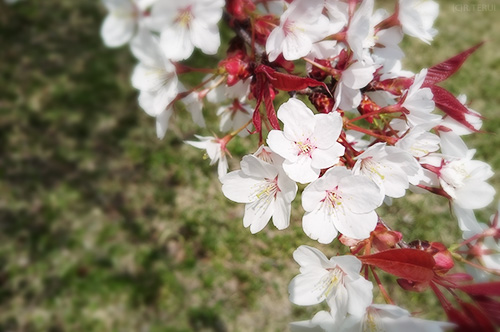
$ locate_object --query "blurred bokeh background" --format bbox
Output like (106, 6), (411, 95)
(0, 0), (499, 331)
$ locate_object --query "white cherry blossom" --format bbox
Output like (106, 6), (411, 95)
(340, 304), (455, 332)
(266, 0), (329, 62)
(398, 0), (439, 44)
(289, 246), (373, 322)
(100, 0), (140, 47)
(401, 69), (441, 127)
(267, 98), (345, 184)
(334, 60), (377, 111)
(438, 132), (495, 209)
(217, 99), (253, 137)
(221, 153), (297, 233)
(186, 135), (229, 179)
(149, 0), (225, 61)
(302, 166), (383, 243)
(395, 125), (440, 158)
(353, 143), (422, 198)
(130, 30), (180, 138)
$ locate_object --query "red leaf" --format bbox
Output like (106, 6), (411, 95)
(471, 295), (500, 326)
(431, 85), (478, 132)
(263, 84), (279, 130)
(460, 302), (496, 332)
(255, 65), (328, 92)
(359, 249), (435, 283)
(424, 42), (484, 87)
(458, 282), (500, 296)
(445, 306), (474, 331)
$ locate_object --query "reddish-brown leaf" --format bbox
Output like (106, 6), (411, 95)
(423, 42), (484, 87)
(431, 85), (478, 132)
(458, 282), (500, 296)
(460, 302), (496, 332)
(471, 295), (500, 326)
(255, 65), (328, 92)
(359, 248), (435, 283)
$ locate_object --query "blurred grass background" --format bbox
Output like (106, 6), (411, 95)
(0, 0), (499, 331)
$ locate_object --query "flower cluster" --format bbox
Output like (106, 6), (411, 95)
(100, 0), (499, 330)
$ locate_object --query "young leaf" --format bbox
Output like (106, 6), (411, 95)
(458, 282), (500, 296)
(255, 65), (328, 92)
(359, 249), (435, 283)
(431, 85), (478, 132)
(423, 42), (484, 87)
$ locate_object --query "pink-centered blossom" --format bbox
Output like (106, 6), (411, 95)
(289, 246), (373, 322)
(266, 0), (329, 62)
(186, 135), (229, 179)
(221, 153), (297, 233)
(267, 98), (345, 184)
(301, 166), (383, 243)
(353, 143), (422, 198)
(149, 0), (225, 61)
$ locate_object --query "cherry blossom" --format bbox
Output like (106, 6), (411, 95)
(398, 0), (439, 44)
(301, 166), (383, 243)
(221, 153), (297, 233)
(265, 0), (329, 62)
(438, 132), (495, 209)
(149, 0), (225, 61)
(129, 30), (180, 138)
(186, 135), (229, 179)
(339, 304), (455, 332)
(289, 246), (373, 322)
(100, 0), (140, 47)
(353, 143), (422, 198)
(401, 69), (441, 127)
(267, 98), (345, 184)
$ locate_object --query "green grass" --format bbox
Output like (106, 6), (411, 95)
(0, 0), (499, 331)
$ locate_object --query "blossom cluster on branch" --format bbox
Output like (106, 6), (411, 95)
(99, 0), (500, 330)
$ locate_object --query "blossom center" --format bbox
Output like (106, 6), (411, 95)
(440, 160), (468, 189)
(361, 157), (386, 180)
(362, 308), (383, 332)
(282, 18), (295, 37)
(325, 188), (342, 207)
(316, 267), (345, 301)
(295, 138), (315, 157)
(251, 176), (280, 210)
(175, 6), (193, 27)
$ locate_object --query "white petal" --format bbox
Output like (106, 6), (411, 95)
(303, 208), (339, 244)
(282, 30), (313, 60)
(289, 268), (330, 306)
(221, 172), (264, 203)
(241, 155), (278, 179)
(267, 130), (298, 162)
(312, 112), (343, 149)
(345, 277), (373, 317)
(455, 182), (495, 210)
(278, 98), (315, 141)
(161, 25), (194, 61)
(190, 20), (221, 55)
(293, 245), (330, 269)
(334, 210), (378, 240)
(155, 108), (172, 139)
(101, 14), (135, 47)
(310, 143), (345, 169)
(272, 194), (292, 230)
(283, 157), (319, 184)
(245, 199), (275, 233)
